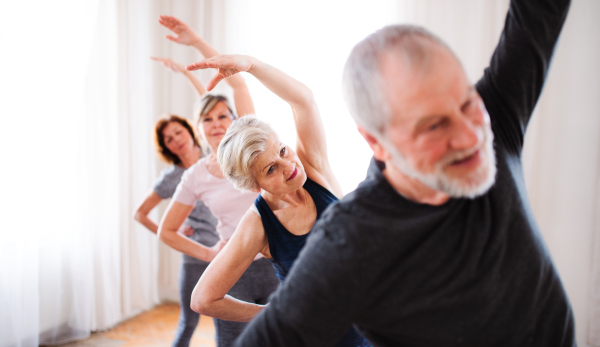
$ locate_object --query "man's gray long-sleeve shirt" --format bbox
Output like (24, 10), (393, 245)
(233, 0), (575, 345)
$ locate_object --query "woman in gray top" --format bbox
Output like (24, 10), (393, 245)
(135, 112), (223, 347)
(136, 15), (262, 343)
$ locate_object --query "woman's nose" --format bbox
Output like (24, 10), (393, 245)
(283, 160), (294, 174)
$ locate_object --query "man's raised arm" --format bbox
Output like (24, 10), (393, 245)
(476, 0), (571, 152)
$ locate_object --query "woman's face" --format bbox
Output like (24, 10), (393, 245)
(251, 136), (307, 196)
(200, 101), (234, 151)
(162, 121), (195, 159)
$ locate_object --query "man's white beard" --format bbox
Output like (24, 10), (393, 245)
(383, 124), (497, 199)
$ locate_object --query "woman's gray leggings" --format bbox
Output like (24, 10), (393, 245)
(173, 258), (279, 347)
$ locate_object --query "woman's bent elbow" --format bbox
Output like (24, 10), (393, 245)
(190, 296), (212, 315)
(157, 226), (167, 242)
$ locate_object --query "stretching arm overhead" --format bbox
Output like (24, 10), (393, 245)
(187, 55), (343, 197)
(159, 15), (255, 117)
(476, 0), (571, 153)
(151, 56), (207, 97)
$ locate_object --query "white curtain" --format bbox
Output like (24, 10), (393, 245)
(520, 1), (600, 345)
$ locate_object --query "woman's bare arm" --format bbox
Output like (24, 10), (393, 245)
(191, 210), (269, 322)
(133, 190), (164, 234)
(158, 200), (226, 261)
(158, 15), (255, 116)
(151, 56), (207, 96)
(187, 55), (342, 197)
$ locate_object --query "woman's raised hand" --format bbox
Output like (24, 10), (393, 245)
(187, 55), (256, 91)
(158, 15), (199, 46)
(151, 56), (184, 73)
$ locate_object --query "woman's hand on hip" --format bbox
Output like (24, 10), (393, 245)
(206, 239), (228, 262)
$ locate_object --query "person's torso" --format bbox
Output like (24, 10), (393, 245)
(185, 157), (259, 240)
(254, 177), (338, 282)
(337, 152), (573, 346)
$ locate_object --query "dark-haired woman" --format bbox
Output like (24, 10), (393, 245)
(134, 113), (223, 347)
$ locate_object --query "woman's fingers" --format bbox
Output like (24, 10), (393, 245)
(186, 57), (237, 71)
(206, 73), (226, 91)
(158, 15), (177, 30)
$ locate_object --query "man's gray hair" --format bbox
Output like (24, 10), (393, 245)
(217, 116), (277, 192)
(342, 25), (449, 138)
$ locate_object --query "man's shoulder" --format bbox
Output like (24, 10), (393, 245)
(317, 174), (391, 234)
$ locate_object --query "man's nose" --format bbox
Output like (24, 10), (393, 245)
(449, 116), (482, 150)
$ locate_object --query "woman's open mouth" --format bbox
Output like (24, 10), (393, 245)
(287, 167), (298, 181)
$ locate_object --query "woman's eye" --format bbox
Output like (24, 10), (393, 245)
(267, 165), (276, 175)
(219, 114), (227, 119)
(280, 147), (286, 156)
(203, 117), (210, 123)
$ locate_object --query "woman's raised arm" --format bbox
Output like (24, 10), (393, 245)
(158, 15), (255, 117)
(151, 56), (207, 97)
(187, 55), (342, 197)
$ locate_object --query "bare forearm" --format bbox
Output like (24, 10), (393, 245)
(180, 70), (207, 96)
(159, 227), (212, 261)
(191, 39), (247, 90)
(135, 213), (158, 234)
(192, 293), (265, 322)
(248, 59), (314, 109)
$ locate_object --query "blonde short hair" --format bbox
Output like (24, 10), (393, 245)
(217, 116), (277, 192)
(193, 94), (236, 154)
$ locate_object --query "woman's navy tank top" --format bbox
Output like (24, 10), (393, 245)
(254, 177), (370, 347)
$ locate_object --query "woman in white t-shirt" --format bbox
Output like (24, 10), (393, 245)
(156, 15), (279, 347)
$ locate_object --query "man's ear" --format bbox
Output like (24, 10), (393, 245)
(357, 126), (391, 162)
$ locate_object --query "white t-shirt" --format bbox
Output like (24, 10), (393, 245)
(173, 157), (259, 241)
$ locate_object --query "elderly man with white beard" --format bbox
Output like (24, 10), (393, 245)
(233, 0), (574, 346)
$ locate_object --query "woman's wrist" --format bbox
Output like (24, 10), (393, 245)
(246, 56), (261, 74)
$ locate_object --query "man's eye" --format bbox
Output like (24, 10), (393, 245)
(428, 122), (441, 131)
(463, 98), (477, 114)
